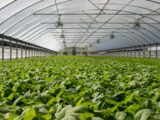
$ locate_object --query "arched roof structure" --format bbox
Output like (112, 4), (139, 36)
(0, 0), (160, 51)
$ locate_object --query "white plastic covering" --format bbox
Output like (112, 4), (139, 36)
(0, 0), (160, 51)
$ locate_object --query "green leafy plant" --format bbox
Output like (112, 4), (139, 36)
(0, 56), (160, 120)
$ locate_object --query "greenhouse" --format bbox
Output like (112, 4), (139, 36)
(0, 0), (160, 120)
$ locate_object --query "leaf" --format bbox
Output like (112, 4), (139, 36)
(42, 113), (52, 120)
(13, 96), (23, 106)
(7, 93), (14, 100)
(4, 88), (12, 97)
(111, 92), (126, 102)
(115, 112), (127, 120)
(92, 117), (104, 120)
(39, 107), (49, 114)
(55, 105), (72, 120)
(125, 104), (141, 115)
(134, 109), (153, 120)
(80, 112), (94, 120)
(47, 97), (56, 106)
(4, 113), (18, 120)
(22, 108), (37, 120)
(73, 106), (89, 113)
(151, 115), (160, 120)
(61, 115), (77, 120)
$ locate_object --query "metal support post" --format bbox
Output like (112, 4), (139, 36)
(143, 46), (145, 58)
(16, 40), (18, 59)
(29, 45), (30, 58)
(134, 47), (136, 57)
(10, 39), (12, 60)
(156, 44), (158, 59)
(34, 47), (35, 57)
(32, 48), (33, 57)
(2, 37), (4, 60)
(127, 48), (129, 57)
(35, 47), (37, 57)
(21, 43), (23, 58)
(25, 43), (27, 58)
(149, 45), (151, 58)
(139, 47), (141, 58)
(130, 48), (132, 57)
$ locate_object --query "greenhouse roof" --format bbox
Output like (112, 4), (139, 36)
(0, 0), (160, 51)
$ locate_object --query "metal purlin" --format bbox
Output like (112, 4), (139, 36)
(12, 17), (55, 37)
(10, 17), (45, 37)
(146, 0), (160, 4)
(91, 28), (151, 50)
(127, 24), (159, 43)
(41, 22), (159, 47)
(15, 23), (45, 38)
(0, 0), (17, 10)
(21, 24), (52, 40)
(91, 36), (136, 48)
(112, 21), (159, 48)
(27, 30), (55, 44)
(87, 29), (142, 47)
(76, 0), (135, 46)
(31, 32), (52, 43)
(32, 33), (62, 47)
(29, 30), (62, 44)
(1, 0), (44, 34)
(0, 0), (44, 26)
(2, 3), (160, 43)
(95, 31), (144, 47)
(0, 1), (70, 36)
(75, 0), (112, 46)
(76, 8), (160, 47)
(87, 8), (160, 49)
(126, 11), (160, 41)
(78, 10), (159, 47)
(107, 8), (160, 45)
(26, 29), (52, 43)
(90, 33), (143, 50)
(29, 22), (156, 48)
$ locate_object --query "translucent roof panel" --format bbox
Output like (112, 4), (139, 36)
(0, 0), (160, 51)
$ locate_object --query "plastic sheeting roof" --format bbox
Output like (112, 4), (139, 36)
(0, 0), (160, 51)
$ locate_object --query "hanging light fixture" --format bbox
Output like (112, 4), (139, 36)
(63, 40), (66, 44)
(60, 33), (65, 38)
(96, 39), (100, 43)
(133, 19), (141, 29)
(89, 44), (92, 47)
(110, 32), (115, 39)
(55, 15), (63, 28)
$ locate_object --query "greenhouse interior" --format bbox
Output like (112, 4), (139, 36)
(0, 0), (160, 120)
